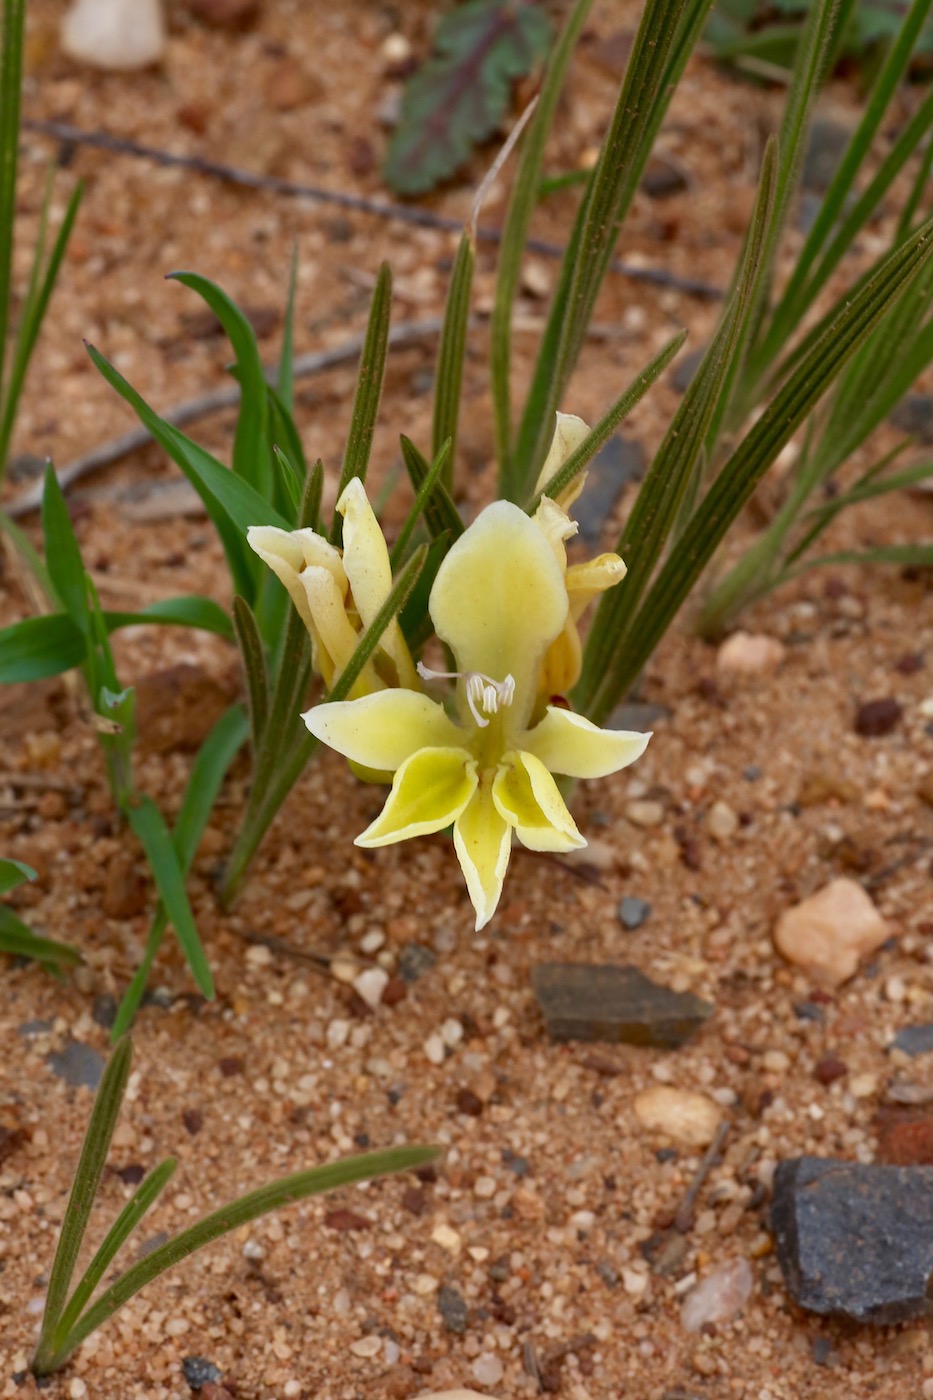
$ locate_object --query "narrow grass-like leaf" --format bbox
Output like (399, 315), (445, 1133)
(233, 596), (269, 743)
(0, 177), (82, 475)
(169, 272), (271, 498)
(513, 0), (712, 492)
(399, 532), (450, 653)
(102, 596), (235, 641)
(579, 143), (777, 701)
(36, 1142), (440, 1375)
(0, 0), (25, 417)
(432, 233), (473, 488)
(526, 329), (688, 512)
(331, 262), (392, 539)
(52, 1158), (178, 1348)
(786, 455), (932, 567)
(32, 1038), (133, 1374)
(491, 0), (595, 489)
(126, 797), (214, 1000)
(0, 906), (82, 969)
(111, 706), (247, 1039)
(87, 345), (282, 600)
(786, 542), (933, 575)
(270, 441), (302, 518)
(0, 856), (34, 894)
(298, 458), (324, 532)
(41, 465), (89, 630)
(399, 436), (465, 542)
(0, 613), (85, 682)
(586, 215), (933, 716)
(390, 439), (452, 569)
(759, 0), (933, 373)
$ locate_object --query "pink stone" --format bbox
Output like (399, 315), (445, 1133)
(774, 878), (889, 987)
(681, 1257), (754, 1332)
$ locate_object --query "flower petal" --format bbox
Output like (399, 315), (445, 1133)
(565, 553), (627, 620)
(453, 780), (512, 930)
(303, 691), (464, 770)
(429, 500), (568, 726)
(338, 479), (418, 688)
(533, 412), (591, 506)
(247, 525), (347, 639)
(493, 751), (585, 852)
(524, 706), (651, 778)
(355, 747), (477, 846)
(298, 565), (361, 688)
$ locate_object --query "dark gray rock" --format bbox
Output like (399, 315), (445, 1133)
(890, 394), (933, 445)
(771, 1155), (933, 1323)
(46, 1040), (105, 1089)
(437, 1283), (468, 1334)
(606, 700), (673, 732)
(641, 157), (688, 199)
(573, 436), (645, 546)
(531, 963), (712, 1048)
(618, 896), (652, 931)
(182, 1356), (223, 1390)
(397, 942), (437, 983)
(892, 1024), (933, 1058)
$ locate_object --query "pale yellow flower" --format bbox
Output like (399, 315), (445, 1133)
(247, 478), (417, 694)
(304, 500), (649, 930)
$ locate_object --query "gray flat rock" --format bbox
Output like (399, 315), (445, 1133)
(531, 962), (712, 1049)
(46, 1040), (105, 1089)
(772, 1155), (933, 1324)
(892, 1023), (933, 1057)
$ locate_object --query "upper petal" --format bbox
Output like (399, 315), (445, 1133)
(492, 751), (585, 853)
(429, 500), (568, 726)
(338, 480), (418, 689)
(355, 746), (477, 846)
(533, 412), (591, 507)
(303, 691), (464, 771)
(565, 553), (627, 620)
(523, 706), (651, 779)
(453, 780), (512, 931)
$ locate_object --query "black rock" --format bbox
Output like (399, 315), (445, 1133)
(771, 1155), (933, 1323)
(437, 1283), (469, 1334)
(618, 896), (652, 930)
(572, 436), (645, 546)
(92, 993), (118, 1030)
(531, 962), (712, 1049)
(397, 942), (437, 983)
(182, 1356), (223, 1390)
(46, 1041), (104, 1090)
(892, 1024), (933, 1057)
(641, 157), (688, 199)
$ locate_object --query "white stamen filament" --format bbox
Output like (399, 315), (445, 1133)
(417, 661), (516, 728)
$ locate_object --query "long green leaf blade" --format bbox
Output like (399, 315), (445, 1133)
(0, 613), (86, 682)
(32, 1038), (133, 1374)
(432, 232), (473, 487)
(332, 262), (392, 538)
(0, 906), (82, 969)
(126, 798), (214, 1000)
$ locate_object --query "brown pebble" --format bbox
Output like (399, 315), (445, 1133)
(0, 1106), (30, 1165)
(401, 1186), (428, 1216)
(102, 851), (148, 919)
(381, 976), (408, 1007)
(264, 57), (317, 111)
(324, 1208), (372, 1232)
(855, 697), (903, 737)
(814, 1056), (848, 1085)
(896, 652), (924, 675)
(200, 1386), (236, 1400)
(187, 0), (260, 27)
(36, 790), (67, 821)
(875, 1107), (933, 1165)
(381, 1365), (417, 1399)
(218, 1056), (244, 1077)
(456, 1087), (484, 1117)
(182, 1108), (204, 1135)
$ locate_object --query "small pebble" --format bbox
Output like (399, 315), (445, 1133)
(437, 1282), (469, 1333)
(716, 631), (785, 677)
(471, 1355), (504, 1388)
(326, 1019), (350, 1050)
(349, 1336), (382, 1359)
(618, 896), (652, 930)
(432, 1223), (462, 1255)
(855, 697), (903, 737)
(680, 1258), (754, 1332)
(893, 1024), (933, 1057)
(352, 967), (389, 1009)
(423, 1033), (446, 1065)
(61, 0), (166, 70)
(773, 878), (889, 986)
(707, 801), (738, 842)
(633, 1085), (723, 1147)
(625, 799), (665, 828)
(182, 1356), (223, 1389)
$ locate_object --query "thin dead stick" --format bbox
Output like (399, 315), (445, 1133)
(5, 317), (444, 518)
(675, 1119), (730, 1233)
(23, 117), (724, 302)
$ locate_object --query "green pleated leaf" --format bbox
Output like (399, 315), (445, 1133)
(0, 613), (86, 682)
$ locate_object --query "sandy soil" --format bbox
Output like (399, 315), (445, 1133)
(2, 2), (933, 1398)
